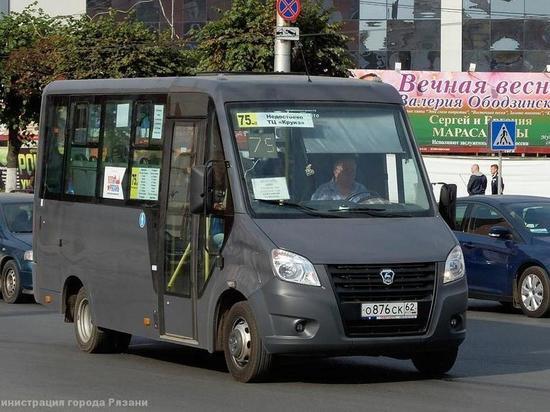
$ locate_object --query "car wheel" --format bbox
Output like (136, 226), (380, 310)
(223, 301), (272, 382)
(74, 287), (131, 353)
(412, 347), (458, 376)
(518, 266), (550, 318)
(1, 260), (23, 304)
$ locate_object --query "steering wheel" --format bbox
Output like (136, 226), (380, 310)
(345, 191), (388, 205)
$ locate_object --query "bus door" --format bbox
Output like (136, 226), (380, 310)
(158, 119), (205, 341)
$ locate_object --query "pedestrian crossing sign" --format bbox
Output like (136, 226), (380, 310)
(490, 120), (516, 151)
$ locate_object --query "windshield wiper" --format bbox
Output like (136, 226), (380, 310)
(256, 199), (346, 218)
(327, 205), (413, 217)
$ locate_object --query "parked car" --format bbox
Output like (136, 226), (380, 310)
(454, 195), (550, 318)
(0, 193), (34, 303)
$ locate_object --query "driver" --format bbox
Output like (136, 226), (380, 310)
(311, 157), (368, 201)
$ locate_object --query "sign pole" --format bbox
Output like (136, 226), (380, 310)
(498, 152), (503, 195)
(274, 13), (291, 72)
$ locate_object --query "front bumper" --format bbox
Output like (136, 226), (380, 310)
(250, 264), (467, 356)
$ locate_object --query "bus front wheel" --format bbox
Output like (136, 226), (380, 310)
(222, 301), (272, 382)
(74, 287), (131, 353)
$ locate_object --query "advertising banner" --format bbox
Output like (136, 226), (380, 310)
(351, 70), (550, 154)
(0, 143), (37, 191)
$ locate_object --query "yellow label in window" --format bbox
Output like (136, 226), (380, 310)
(236, 113), (258, 128)
(130, 168), (140, 199)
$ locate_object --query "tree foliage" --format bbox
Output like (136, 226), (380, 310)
(63, 12), (195, 80)
(193, 0), (353, 76)
(0, 7), (61, 134)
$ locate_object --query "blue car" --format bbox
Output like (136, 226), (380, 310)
(454, 195), (550, 318)
(0, 193), (34, 304)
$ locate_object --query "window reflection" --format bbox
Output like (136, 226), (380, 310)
(388, 0), (414, 20)
(411, 50), (440, 70)
(524, 20), (550, 49)
(525, 0), (550, 18)
(360, 0), (387, 19)
(491, 20), (524, 50)
(462, 51), (492, 71)
(524, 51), (550, 71)
(184, 0), (206, 21)
(491, 0), (525, 20)
(388, 51), (412, 69)
(413, 0), (440, 19)
(359, 51), (388, 69)
(413, 20), (440, 50)
(387, 20), (415, 49)
(489, 51), (526, 72)
(360, 20), (387, 50)
(463, 19), (490, 50)
(463, 0), (490, 19)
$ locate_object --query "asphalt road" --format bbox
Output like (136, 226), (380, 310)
(1, 299), (550, 412)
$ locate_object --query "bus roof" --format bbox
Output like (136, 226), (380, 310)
(43, 74), (403, 105)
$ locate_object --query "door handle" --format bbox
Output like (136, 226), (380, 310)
(462, 242), (474, 248)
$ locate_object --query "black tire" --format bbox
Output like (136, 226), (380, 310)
(73, 287), (132, 353)
(1, 260), (23, 304)
(517, 266), (550, 318)
(412, 347), (458, 376)
(222, 301), (272, 383)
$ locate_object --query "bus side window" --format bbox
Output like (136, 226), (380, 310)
(130, 102), (164, 202)
(99, 101), (132, 200)
(42, 99), (68, 197)
(197, 106), (233, 294)
(64, 101), (100, 197)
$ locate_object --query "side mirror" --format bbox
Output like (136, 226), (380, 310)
(438, 183), (457, 230)
(190, 161), (228, 215)
(190, 165), (205, 214)
(488, 225), (513, 240)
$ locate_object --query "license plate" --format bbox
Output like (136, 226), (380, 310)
(361, 302), (418, 320)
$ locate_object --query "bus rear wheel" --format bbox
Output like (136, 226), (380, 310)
(222, 301), (272, 382)
(74, 287), (131, 353)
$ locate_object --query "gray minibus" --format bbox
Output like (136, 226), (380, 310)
(33, 75), (467, 382)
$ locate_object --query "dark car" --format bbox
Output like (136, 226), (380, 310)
(454, 195), (550, 318)
(0, 193), (34, 303)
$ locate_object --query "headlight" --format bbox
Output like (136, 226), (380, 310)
(24, 250), (33, 261)
(271, 249), (321, 287)
(443, 245), (465, 284)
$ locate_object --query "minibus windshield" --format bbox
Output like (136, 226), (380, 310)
(228, 102), (432, 218)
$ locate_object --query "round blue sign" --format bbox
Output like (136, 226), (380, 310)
(139, 212), (146, 228)
(277, 0), (301, 23)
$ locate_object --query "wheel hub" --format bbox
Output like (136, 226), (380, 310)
(229, 317), (251, 368)
(521, 273), (544, 312)
(76, 298), (93, 343)
(4, 269), (16, 297)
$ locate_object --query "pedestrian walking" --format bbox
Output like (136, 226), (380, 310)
(467, 164), (487, 195)
(490, 164), (504, 195)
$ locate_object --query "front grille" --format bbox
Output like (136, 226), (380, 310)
(328, 263), (437, 337)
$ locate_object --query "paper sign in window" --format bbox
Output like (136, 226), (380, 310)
(236, 112), (314, 128)
(115, 103), (130, 128)
(152, 105), (165, 140)
(130, 167), (161, 201)
(102, 166), (126, 200)
(251, 177), (290, 200)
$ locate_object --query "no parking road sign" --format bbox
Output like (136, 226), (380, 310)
(277, 0), (301, 22)
(490, 120), (516, 151)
